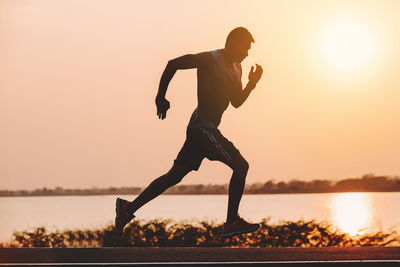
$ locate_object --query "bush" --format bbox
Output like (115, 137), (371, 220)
(1, 218), (398, 248)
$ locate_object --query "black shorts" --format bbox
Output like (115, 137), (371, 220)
(174, 127), (241, 171)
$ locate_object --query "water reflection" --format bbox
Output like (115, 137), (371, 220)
(330, 193), (373, 236)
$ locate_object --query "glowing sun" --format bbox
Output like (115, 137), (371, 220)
(320, 19), (376, 72)
(330, 193), (372, 236)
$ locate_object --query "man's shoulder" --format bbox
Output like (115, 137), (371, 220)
(195, 50), (217, 68)
(210, 49), (225, 59)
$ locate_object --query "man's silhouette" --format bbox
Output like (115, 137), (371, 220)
(115, 27), (263, 238)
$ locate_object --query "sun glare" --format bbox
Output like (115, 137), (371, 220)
(320, 18), (376, 72)
(330, 193), (373, 236)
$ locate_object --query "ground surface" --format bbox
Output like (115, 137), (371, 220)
(1, 247), (399, 265)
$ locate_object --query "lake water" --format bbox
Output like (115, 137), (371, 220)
(1, 192), (399, 243)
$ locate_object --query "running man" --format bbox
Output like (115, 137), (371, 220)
(115, 27), (263, 238)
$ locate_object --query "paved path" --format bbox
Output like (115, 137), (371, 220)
(1, 247), (399, 264)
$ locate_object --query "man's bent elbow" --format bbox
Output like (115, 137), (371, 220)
(161, 60), (179, 78)
(166, 59), (177, 70)
(231, 100), (242, 108)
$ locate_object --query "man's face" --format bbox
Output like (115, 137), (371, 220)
(230, 41), (252, 63)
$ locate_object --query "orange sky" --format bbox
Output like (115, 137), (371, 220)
(1, 0), (400, 190)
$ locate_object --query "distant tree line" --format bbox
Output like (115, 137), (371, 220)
(0, 186), (142, 197)
(1, 174), (399, 197)
(243, 174), (400, 194)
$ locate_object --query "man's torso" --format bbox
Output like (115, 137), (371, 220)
(187, 49), (242, 129)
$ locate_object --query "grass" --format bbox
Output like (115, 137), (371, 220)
(0, 218), (398, 248)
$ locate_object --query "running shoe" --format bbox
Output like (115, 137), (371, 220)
(115, 198), (135, 234)
(221, 215), (260, 237)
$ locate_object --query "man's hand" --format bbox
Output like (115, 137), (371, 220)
(248, 64), (263, 89)
(155, 95), (170, 120)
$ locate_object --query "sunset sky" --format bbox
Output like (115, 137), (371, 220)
(1, 0), (400, 190)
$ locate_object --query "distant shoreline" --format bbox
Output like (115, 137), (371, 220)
(1, 174), (399, 197)
(1, 190), (400, 197)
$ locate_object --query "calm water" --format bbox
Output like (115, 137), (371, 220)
(1, 192), (399, 242)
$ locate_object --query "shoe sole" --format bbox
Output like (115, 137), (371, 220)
(221, 224), (260, 238)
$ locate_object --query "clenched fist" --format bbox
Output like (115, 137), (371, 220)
(155, 95), (170, 120)
(248, 64), (263, 89)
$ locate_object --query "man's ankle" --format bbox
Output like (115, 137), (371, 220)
(127, 203), (135, 215)
(226, 214), (238, 224)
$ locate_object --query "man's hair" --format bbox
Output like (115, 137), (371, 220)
(225, 27), (255, 47)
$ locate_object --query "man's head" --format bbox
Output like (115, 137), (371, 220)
(225, 27), (254, 63)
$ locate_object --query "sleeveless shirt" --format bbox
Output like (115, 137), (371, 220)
(187, 49), (242, 128)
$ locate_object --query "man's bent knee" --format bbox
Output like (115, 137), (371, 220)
(230, 155), (249, 175)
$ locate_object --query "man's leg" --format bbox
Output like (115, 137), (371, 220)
(222, 153), (259, 237)
(198, 128), (250, 225)
(194, 127), (258, 237)
(127, 163), (192, 215)
(115, 131), (198, 234)
(226, 154), (249, 224)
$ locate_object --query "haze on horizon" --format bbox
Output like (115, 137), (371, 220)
(1, 0), (400, 190)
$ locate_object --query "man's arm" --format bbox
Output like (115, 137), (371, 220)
(231, 64), (263, 108)
(156, 52), (212, 120)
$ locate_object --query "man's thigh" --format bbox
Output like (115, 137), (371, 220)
(198, 128), (242, 169)
(173, 129), (205, 171)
